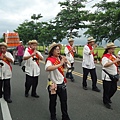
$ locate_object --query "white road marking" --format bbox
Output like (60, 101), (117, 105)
(0, 98), (12, 120)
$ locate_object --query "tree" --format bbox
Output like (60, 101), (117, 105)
(0, 37), (4, 42)
(84, 0), (120, 43)
(55, 0), (89, 39)
(15, 14), (43, 44)
(31, 14), (43, 23)
(38, 21), (66, 46)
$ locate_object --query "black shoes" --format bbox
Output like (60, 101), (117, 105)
(83, 87), (100, 92)
(25, 91), (39, 98)
(31, 94), (39, 98)
(71, 78), (75, 82)
(109, 99), (112, 103)
(25, 93), (29, 97)
(5, 98), (12, 103)
(104, 103), (112, 109)
(83, 86), (88, 90)
(92, 87), (101, 92)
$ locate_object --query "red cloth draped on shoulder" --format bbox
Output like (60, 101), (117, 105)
(28, 47), (40, 65)
(66, 45), (74, 57)
(0, 52), (12, 70)
(102, 53), (118, 70)
(47, 56), (67, 83)
(87, 44), (95, 56)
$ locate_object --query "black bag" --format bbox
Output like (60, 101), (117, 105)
(102, 69), (119, 82)
(21, 66), (25, 72)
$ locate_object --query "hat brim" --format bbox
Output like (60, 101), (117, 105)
(105, 45), (117, 49)
(30, 42), (38, 45)
(88, 39), (95, 43)
(49, 43), (62, 53)
(0, 43), (7, 48)
(68, 40), (74, 42)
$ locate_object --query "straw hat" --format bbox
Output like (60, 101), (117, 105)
(105, 42), (116, 49)
(49, 42), (62, 53)
(0, 42), (7, 48)
(27, 40), (32, 45)
(30, 40), (38, 44)
(87, 37), (95, 43)
(68, 38), (74, 42)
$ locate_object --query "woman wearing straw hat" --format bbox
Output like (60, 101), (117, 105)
(82, 37), (100, 92)
(45, 42), (70, 120)
(0, 42), (14, 103)
(64, 38), (76, 82)
(23, 40), (43, 98)
(101, 42), (120, 109)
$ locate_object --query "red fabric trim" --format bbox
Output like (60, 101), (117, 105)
(102, 53), (118, 67)
(47, 56), (67, 83)
(87, 44), (95, 55)
(0, 53), (12, 71)
(27, 48), (39, 65)
(66, 45), (74, 57)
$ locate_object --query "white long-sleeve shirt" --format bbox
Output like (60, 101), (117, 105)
(0, 52), (14, 80)
(101, 55), (117, 81)
(23, 49), (43, 77)
(45, 60), (64, 85)
(82, 45), (95, 69)
(64, 45), (74, 63)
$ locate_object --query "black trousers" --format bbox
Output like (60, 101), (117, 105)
(25, 74), (38, 95)
(48, 83), (70, 120)
(103, 80), (117, 104)
(66, 62), (74, 79)
(0, 79), (11, 99)
(82, 67), (97, 89)
(18, 56), (23, 66)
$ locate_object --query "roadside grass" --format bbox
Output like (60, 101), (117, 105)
(38, 46), (120, 58)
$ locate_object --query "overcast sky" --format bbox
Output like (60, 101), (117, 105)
(0, 0), (116, 45)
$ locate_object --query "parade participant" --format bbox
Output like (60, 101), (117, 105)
(16, 41), (24, 66)
(23, 40), (43, 98)
(101, 42), (120, 109)
(64, 38), (76, 82)
(45, 42), (70, 120)
(82, 37), (100, 92)
(0, 42), (14, 103)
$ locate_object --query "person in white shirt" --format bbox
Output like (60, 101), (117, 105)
(101, 42), (120, 109)
(64, 38), (76, 82)
(0, 42), (14, 103)
(82, 37), (100, 92)
(23, 40), (43, 98)
(45, 42), (70, 120)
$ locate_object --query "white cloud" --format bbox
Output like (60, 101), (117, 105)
(1, 0), (117, 43)
(0, 0), (65, 37)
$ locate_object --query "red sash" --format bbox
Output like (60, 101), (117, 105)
(28, 47), (39, 66)
(66, 45), (74, 57)
(47, 56), (67, 83)
(0, 53), (12, 71)
(102, 53), (118, 68)
(87, 44), (95, 56)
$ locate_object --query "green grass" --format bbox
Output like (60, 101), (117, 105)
(37, 46), (120, 58)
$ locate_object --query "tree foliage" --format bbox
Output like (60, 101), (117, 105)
(13, 0), (120, 45)
(84, 0), (120, 43)
(14, 14), (43, 44)
(56, 0), (88, 39)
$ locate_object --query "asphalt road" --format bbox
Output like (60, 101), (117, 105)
(0, 54), (120, 120)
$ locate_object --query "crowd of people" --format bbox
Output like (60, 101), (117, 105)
(0, 37), (120, 120)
